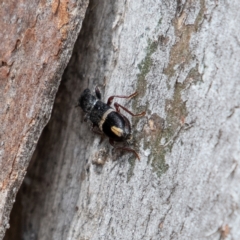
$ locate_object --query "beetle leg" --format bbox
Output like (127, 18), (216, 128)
(107, 91), (138, 106)
(83, 113), (90, 122)
(114, 102), (145, 117)
(95, 86), (102, 100)
(109, 139), (140, 160)
(91, 124), (103, 135)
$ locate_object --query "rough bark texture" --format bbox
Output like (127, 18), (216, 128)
(4, 0), (240, 239)
(0, 0), (88, 239)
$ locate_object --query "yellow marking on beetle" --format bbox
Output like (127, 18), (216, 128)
(111, 126), (123, 137)
(99, 109), (115, 131)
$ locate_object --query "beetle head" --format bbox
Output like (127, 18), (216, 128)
(78, 88), (97, 113)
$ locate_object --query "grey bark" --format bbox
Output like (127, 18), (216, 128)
(3, 0), (240, 239)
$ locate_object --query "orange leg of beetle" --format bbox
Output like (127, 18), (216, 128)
(109, 139), (140, 160)
(107, 92), (138, 106)
(114, 102), (145, 117)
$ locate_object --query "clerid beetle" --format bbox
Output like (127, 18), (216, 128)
(77, 87), (145, 160)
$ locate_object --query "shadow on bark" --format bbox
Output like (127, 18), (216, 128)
(4, 0), (116, 239)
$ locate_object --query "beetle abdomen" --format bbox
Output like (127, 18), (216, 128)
(101, 112), (132, 141)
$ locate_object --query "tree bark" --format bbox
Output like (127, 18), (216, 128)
(0, 0), (88, 239)
(3, 0), (240, 239)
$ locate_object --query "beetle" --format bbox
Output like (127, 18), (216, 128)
(77, 87), (145, 160)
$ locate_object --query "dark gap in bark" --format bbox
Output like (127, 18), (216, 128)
(4, 0), (115, 240)
(4, 0), (116, 239)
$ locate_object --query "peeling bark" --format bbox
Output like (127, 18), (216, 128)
(0, 0), (88, 239)
(3, 0), (240, 239)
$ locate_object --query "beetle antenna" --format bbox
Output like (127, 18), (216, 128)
(95, 86), (102, 100)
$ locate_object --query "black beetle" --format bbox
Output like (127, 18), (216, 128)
(77, 87), (145, 160)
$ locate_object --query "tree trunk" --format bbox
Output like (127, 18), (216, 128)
(0, 0), (88, 239)
(3, 0), (240, 239)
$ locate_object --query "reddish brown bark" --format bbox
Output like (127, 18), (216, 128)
(0, 0), (88, 238)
